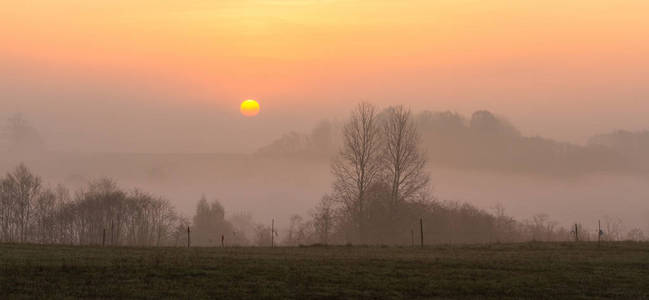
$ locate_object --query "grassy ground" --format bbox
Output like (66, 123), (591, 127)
(1, 242), (649, 299)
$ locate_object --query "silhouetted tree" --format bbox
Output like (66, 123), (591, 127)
(1, 164), (42, 242)
(284, 214), (314, 246)
(192, 196), (233, 246)
(332, 102), (383, 243)
(381, 106), (429, 205)
(312, 195), (335, 245)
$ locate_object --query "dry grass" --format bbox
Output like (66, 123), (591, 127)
(1, 242), (649, 299)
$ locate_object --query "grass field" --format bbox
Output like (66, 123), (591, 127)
(1, 242), (649, 299)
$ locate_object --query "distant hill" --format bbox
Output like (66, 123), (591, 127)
(256, 109), (643, 176)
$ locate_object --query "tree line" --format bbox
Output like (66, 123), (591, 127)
(256, 108), (644, 176)
(0, 162), (642, 247)
(281, 103), (645, 246)
(0, 164), (266, 247)
(0, 164), (184, 246)
(1, 105), (645, 246)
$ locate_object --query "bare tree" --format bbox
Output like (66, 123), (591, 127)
(0, 175), (12, 242)
(332, 102), (383, 243)
(312, 195), (335, 245)
(381, 106), (429, 205)
(3, 164), (42, 242)
(53, 184), (73, 245)
(34, 188), (56, 244)
(0, 164), (187, 247)
(284, 214), (304, 246)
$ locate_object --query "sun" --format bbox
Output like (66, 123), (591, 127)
(240, 99), (260, 117)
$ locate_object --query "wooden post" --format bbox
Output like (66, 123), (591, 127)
(102, 229), (106, 247)
(271, 218), (275, 248)
(574, 224), (579, 242)
(420, 218), (424, 248)
(598, 220), (601, 245)
(187, 226), (191, 248)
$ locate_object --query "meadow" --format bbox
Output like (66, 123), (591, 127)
(1, 242), (649, 299)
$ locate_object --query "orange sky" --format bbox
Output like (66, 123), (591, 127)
(2, 0), (649, 151)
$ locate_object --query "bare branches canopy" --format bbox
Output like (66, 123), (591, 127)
(332, 102), (384, 242)
(330, 103), (431, 243)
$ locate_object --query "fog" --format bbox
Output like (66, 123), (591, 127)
(2, 105), (649, 237)
(4, 56), (649, 154)
(3, 0), (649, 243)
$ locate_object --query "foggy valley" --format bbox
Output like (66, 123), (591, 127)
(3, 1), (649, 298)
(2, 108), (649, 243)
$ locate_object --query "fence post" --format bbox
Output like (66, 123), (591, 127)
(574, 224), (579, 242)
(420, 218), (424, 248)
(187, 226), (191, 248)
(598, 220), (602, 245)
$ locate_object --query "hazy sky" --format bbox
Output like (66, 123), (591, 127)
(2, 0), (649, 153)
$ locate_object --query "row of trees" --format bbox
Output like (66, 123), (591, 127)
(280, 103), (644, 246)
(257, 109), (639, 176)
(0, 163), (290, 247)
(415, 110), (627, 175)
(0, 164), (186, 246)
(0, 162), (643, 247)
(283, 198), (645, 246)
(0, 163), (246, 247)
(1, 103), (644, 247)
(256, 120), (338, 159)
